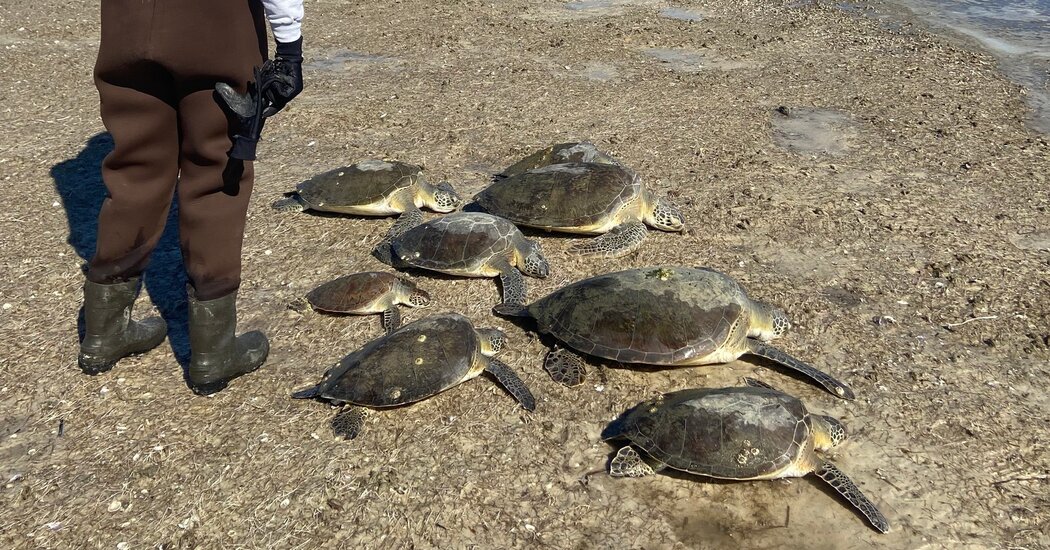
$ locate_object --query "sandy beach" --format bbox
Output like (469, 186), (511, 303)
(1, 0), (1048, 547)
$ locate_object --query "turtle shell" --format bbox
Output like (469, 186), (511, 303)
(391, 212), (518, 274)
(602, 386), (811, 479)
(525, 267), (750, 365)
(295, 160), (422, 210)
(315, 313), (481, 407)
(496, 142), (623, 179)
(475, 162), (642, 232)
(306, 272), (404, 313)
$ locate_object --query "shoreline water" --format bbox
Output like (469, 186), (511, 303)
(873, 0), (1050, 133)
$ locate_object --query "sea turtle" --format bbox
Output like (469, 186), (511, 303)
(272, 159), (462, 239)
(373, 212), (550, 307)
(495, 266), (853, 399)
(305, 272), (431, 333)
(473, 162), (684, 258)
(291, 313), (536, 439)
(601, 380), (889, 533)
(494, 142), (624, 180)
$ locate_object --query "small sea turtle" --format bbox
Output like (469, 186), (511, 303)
(273, 159), (462, 239)
(496, 266), (853, 399)
(291, 313), (536, 439)
(494, 142), (624, 180)
(474, 162), (684, 258)
(374, 212), (550, 307)
(602, 380), (889, 533)
(305, 272), (431, 333)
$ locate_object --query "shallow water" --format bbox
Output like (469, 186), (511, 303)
(884, 0), (1050, 133)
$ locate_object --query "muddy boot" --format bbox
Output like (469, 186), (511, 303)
(187, 290), (269, 396)
(78, 278), (168, 375)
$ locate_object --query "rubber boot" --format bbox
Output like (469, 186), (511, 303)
(187, 289), (269, 395)
(78, 278), (168, 375)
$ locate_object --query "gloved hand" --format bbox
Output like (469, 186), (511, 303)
(263, 36), (304, 117)
(215, 63), (269, 161)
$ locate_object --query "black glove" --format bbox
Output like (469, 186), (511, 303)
(215, 63), (270, 161)
(263, 36), (304, 117)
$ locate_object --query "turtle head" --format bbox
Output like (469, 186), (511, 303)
(476, 327), (507, 356)
(425, 181), (462, 212)
(812, 415), (848, 451)
(519, 241), (550, 278)
(646, 197), (685, 232)
(406, 287), (432, 308)
(395, 278), (431, 308)
(750, 303), (791, 341)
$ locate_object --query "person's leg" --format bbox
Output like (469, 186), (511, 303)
(163, 0), (269, 394)
(80, 1), (176, 374)
(177, 88), (268, 395)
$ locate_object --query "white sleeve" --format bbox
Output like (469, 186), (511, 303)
(260, 0), (304, 44)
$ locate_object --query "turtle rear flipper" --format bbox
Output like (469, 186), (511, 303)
(484, 358), (536, 411)
(371, 240), (400, 267)
(571, 220), (648, 258)
(815, 460), (890, 534)
(291, 384), (322, 399)
(493, 303), (529, 317)
(743, 377), (779, 392)
(609, 446), (656, 478)
(331, 406), (369, 440)
(272, 194), (307, 212)
(746, 341), (855, 400)
(544, 347), (587, 387)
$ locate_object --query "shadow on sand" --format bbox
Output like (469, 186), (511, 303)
(51, 132), (191, 365)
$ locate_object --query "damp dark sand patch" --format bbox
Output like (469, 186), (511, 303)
(577, 62), (623, 81)
(305, 50), (400, 72)
(1009, 230), (1050, 253)
(658, 7), (708, 21)
(642, 48), (751, 73)
(771, 107), (862, 156)
(520, 0), (659, 19)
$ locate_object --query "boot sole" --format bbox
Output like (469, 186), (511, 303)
(77, 334), (168, 376)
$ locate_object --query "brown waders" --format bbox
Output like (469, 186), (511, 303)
(81, 0), (270, 394)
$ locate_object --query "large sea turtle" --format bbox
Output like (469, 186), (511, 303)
(494, 142), (624, 180)
(272, 160), (462, 239)
(602, 380), (889, 533)
(373, 212), (550, 307)
(495, 266), (854, 399)
(305, 272), (431, 333)
(474, 162), (684, 258)
(291, 313), (536, 439)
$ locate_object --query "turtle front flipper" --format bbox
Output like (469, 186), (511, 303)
(272, 194), (307, 212)
(497, 264), (528, 307)
(386, 205), (424, 240)
(381, 307), (401, 333)
(609, 446), (656, 478)
(814, 460), (890, 534)
(571, 220), (648, 258)
(746, 341), (855, 400)
(331, 406), (369, 440)
(483, 357), (536, 411)
(544, 347), (587, 387)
